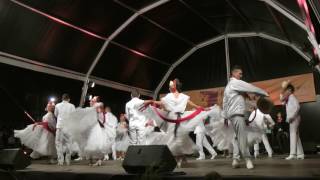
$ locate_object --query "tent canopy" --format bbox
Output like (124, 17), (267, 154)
(0, 0), (320, 98)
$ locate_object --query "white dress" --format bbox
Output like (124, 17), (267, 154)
(115, 122), (130, 152)
(141, 93), (211, 156)
(14, 112), (56, 156)
(63, 107), (114, 158)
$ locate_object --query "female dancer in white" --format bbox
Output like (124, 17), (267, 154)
(64, 96), (114, 166)
(115, 114), (130, 160)
(140, 78), (211, 167)
(14, 101), (56, 163)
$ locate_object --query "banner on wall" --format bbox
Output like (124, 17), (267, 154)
(161, 73), (316, 108)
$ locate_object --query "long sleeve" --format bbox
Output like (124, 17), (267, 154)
(286, 95), (300, 122)
(230, 79), (268, 96)
(264, 114), (275, 127)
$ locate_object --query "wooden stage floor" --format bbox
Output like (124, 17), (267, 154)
(7, 154), (319, 179)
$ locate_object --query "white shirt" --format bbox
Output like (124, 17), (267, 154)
(222, 77), (268, 119)
(54, 101), (75, 128)
(285, 94), (300, 122)
(161, 93), (190, 113)
(125, 97), (146, 127)
(249, 109), (275, 130)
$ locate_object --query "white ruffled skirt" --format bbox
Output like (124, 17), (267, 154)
(140, 106), (215, 156)
(63, 107), (114, 158)
(14, 123), (56, 156)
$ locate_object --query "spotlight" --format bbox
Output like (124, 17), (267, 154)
(88, 95), (93, 100)
(49, 97), (56, 102)
(88, 81), (95, 88)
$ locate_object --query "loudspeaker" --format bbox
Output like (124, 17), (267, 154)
(122, 145), (176, 174)
(0, 148), (31, 170)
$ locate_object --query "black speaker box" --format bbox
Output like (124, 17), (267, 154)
(122, 145), (176, 174)
(0, 148), (31, 170)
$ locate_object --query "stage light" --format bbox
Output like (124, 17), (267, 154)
(88, 95), (93, 100)
(49, 97), (56, 102)
(89, 81), (95, 88)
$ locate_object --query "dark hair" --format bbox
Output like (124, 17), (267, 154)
(286, 84), (295, 93)
(231, 65), (242, 73)
(131, 89), (140, 98)
(62, 93), (70, 101)
(105, 106), (111, 112)
(174, 78), (182, 92)
(94, 96), (101, 102)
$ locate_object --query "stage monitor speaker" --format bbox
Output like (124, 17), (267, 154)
(0, 148), (31, 170)
(122, 145), (176, 174)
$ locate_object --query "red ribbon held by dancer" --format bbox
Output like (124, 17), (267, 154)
(152, 106), (204, 123)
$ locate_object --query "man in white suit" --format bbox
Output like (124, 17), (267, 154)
(126, 89), (147, 145)
(55, 93), (75, 165)
(280, 81), (304, 160)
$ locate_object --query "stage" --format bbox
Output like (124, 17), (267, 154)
(0, 155), (320, 180)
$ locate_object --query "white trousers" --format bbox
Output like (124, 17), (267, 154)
(196, 132), (216, 156)
(289, 117), (304, 156)
(230, 115), (251, 160)
(55, 128), (71, 164)
(129, 125), (145, 145)
(253, 133), (273, 156)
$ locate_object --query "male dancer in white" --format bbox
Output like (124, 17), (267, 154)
(126, 89), (147, 145)
(55, 93), (75, 165)
(251, 109), (275, 158)
(194, 123), (217, 160)
(223, 65), (268, 169)
(104, 106), (118, 160)
(280, 81), (304, 160)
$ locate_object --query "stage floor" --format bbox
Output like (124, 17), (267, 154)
(6, 155), (318, 179)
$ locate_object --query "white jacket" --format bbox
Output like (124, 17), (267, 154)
(222, 78), (268, 119)
(125, 97), (146, 127)
(285, 94), (300, 123)
(54, 101), (75, 128)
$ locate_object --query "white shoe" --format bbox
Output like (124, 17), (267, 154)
(196, 156), (205, 160)
(246, 159), (254, 169)
(196, 152), (205, 160)
(297, 155), (304, 160)
(210, 153), (217, 160)
(92, 160), (102, 166)
(57, 161), (64, 166)
(103, 155), (109, 161)
(49, 158), (56, 164)
(285, 155), (297, 160)
(74, 157), (83, 161)
(177, 159), (182, 168)
(232, 159), (240, 169)
(268, 154), (272, 158)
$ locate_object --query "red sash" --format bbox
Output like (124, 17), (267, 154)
(32, 122), (56, 135)
(152, 106), (204, 123)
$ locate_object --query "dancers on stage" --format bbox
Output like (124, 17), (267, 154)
(222, 65), (268, 169)
(280, 81), (304, 160)
(54, 93), (75, 165)
(115, 114), (130, 160)
(251, 109), (275, 158)
(103, 106), (118, 161)
(126, 89), (147, 145)
(63, 96), (114, 166)
(14, 101), (56, 163)
(139, 78), (212, 167)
